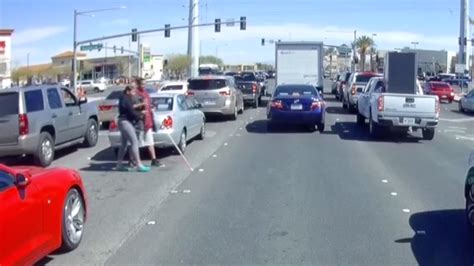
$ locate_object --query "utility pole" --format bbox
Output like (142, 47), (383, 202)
(73, 9), (78, 92)
(137, 34), (141, 78)
(352, 30), (357, 72)
(187, 0), (200, 78)
(459, 0), (470, 72)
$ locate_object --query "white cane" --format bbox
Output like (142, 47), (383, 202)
(166, 132), (194, 172)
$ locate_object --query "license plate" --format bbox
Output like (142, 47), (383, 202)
(403, 118), (415, 125)
(202, 99), (215, 106)
(441, 95), (447, 98)
(290, 104), (303, 110)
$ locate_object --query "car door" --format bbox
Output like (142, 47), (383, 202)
(359, 79), (373, 116)
(61, 88), (86, 140)
(185, 96), (201, 137)
(46, 88), (70, 144)
(230, 78), (243, 110)
(0, 170), (44, 265)
(466, 91), (474, 110)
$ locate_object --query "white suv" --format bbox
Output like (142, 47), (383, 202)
(79, 80), (106, 93)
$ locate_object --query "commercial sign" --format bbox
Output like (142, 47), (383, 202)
(142, 47), (151, 63)
(0, 41), (5, 55)
(455, 63), (465, 74)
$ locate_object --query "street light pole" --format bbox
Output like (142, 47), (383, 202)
(73, 9), (77, 93)
(411, 41), (419, 50)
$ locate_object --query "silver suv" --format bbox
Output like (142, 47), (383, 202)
(0, 85), (99, 166)
(187, 76), (244, 120)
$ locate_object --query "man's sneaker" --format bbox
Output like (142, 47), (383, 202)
(151, 159), (165, 168)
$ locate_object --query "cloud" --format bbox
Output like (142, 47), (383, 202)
(13, 26), (68, 45)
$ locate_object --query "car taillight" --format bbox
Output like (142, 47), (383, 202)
(252, 84), (257, 93)
(109, 119), (118, 131)
(162, 116), (173, 129)
(311, 100), (324, 110)
(271, 100), (283, 109)
(186, 91), (195, 96)
(435, 98), (440, 114)
(219, 89), (231, 96)
(377, 95), (384, 112)
(99, 105), (113, 111)
(351, 84), (356, 95)
(19, 114), (29, 136)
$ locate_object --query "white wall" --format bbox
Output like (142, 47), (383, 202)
(0, 34), (12, 89)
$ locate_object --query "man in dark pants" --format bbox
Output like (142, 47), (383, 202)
(135, 78), (164, 167)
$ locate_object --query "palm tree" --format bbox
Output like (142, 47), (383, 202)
(325, 47), (337, 77)
(355, 35), (374, 71)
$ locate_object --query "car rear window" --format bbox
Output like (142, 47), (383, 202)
(431, 83), (450, 89)
(242, 74), (257, 81)
(188, 79), (227, 90)
(24, 90), (44, 113)
(161, 85), (183, 91)
(151, 97), (173, 111)
(356, 75), (378, 83)
(0, 92), (19, 116)
(275, 86), (317, 96)
(106, 91), (123, 100)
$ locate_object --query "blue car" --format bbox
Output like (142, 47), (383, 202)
(267, 84), (326, 132)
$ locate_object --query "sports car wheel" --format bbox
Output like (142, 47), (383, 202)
(61, 188), (85, 252)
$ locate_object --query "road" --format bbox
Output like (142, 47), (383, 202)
(40, 80), (474, 265)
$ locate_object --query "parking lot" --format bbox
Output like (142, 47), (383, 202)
(22, 79), (472, 265)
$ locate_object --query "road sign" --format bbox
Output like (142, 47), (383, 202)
(455, 64), (465, 74)
(225, 19), (235, 27)
(80, 43), (103, 51)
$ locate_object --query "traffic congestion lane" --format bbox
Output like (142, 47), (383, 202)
(42, 108), (260, 265)
(108, 94), (474, 265)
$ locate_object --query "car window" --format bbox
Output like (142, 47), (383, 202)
(0, 170), (14, 192)
(82, 81), (91, 85)
(185, 97), (196, 109)
(275, 85), (317, 96)
(177, 95), (187, 111)
(188, 79), (227, 90)
(106, 91), (123, 100)
(151, 97), (173, 111)
(161, 85), (183, 91)
(374, 81), (386, 93)
(61, 88), (77, 107)
(47, 88), (63, 109)
(356, 75), (378, 83)
(0, 92), (19, 116)
(24, 90), (44, 113)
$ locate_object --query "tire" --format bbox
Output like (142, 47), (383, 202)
(448, 99), (453, 104)
(308, 124), (316, 132)
(466, 185), (474, 233)
(178, 130), (187, 153)
(34, 132), (55, 167)
(197, 121), (205, 140)
(459, 102), (465, 113)
(267, 121), (275, 132)
(349, 104), (356, 113)
(356, 113), (365, 126)
(238, 102), (244, 114)
(342, 97), (348, 109)
(60, 188), (85, 252)
(229, 104), (238, 120)
(254, 99), (258, 109)
(369, 113), (382, 139)
(94, 87), (100, 93)
(317, 123), (325, 133)
(83, 119), (99, 147)
(422, 128), (435, 140)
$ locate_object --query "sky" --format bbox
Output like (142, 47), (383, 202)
(0, 0), (469, 67)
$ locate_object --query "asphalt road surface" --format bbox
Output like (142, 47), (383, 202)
(37, 81), (474, 265)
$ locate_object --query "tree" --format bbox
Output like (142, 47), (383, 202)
(165, 54), (192, 79)
(325, 47), (338, 76)
(255, 63), (273, 71)
(199, 55), (223, 66)
(355, 35), (374, 71)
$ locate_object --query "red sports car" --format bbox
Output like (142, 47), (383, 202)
(0, 164), (87, 265)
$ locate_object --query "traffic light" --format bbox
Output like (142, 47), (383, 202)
(215, 19), (221, 32)
(164, 59), (168, 66)
(261, 38), (265, 46)
(132, 28), (137, 42)
(113, 45), (116, 53)
(165, 24), (170, 38)
(240, 16), (246, 30)
(121, 46), (124, 54)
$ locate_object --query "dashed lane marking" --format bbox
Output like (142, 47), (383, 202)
(440, 117), (474, 123)
(183, 189), (191, 194)
(381, 179), (388, 183)
(402, 209), (411, 213)
(170, 190), (178, 194)
(224, 142), (228, 146)
(198, 168), (204, 172)
(212, 154), (217, 158)
(146, 221), (156, 225)
(455, 135), (474, 141)
(391, 192), (398, 196)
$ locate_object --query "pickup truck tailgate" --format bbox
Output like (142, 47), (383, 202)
(382, 93), (437, 115)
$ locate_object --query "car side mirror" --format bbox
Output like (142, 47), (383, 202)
(16, 174), (31, 188)
(78, 98), (88, 105)
(195, 103), (202, 109)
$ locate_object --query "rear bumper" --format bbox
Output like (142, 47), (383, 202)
(268, 110), (324, 125)
(376, 114), (438, 128)
(200, 103), (235, 115)
(0, 133), (40, 157)
(243, 94), (257, 102)
(108, 128), (180, 148)
(348, 94), (360, 105)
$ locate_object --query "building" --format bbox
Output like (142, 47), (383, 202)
(0, 29), (14, 89)
(222, 64), (258, 72)
(401, 48), (449, 74)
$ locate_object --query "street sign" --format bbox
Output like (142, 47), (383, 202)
(80, 43), (103, 51)
(225, 19), (235, 27)
(142, 47), (151, 63)
(455, 64), (465, 74)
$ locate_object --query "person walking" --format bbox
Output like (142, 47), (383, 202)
(135, 77), (164, 167)
(116, 86), (150, 172)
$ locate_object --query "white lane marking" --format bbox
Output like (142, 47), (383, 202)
(183, 189), (191, 194)
(212, 154), (217, 158)
(381, 179), (388, 183)
(146, 221), (156, 225)
(229, 134), (234, 137)
(239, 128), (243, 130)
(390, 192), (398, 196)
(198, 168), (204, 172)
(224, 142), (228, 146)
(87, 157), (92, 160)
(170, 190), (178, 194)
(440, 117), (474, 123)
(448, 126), (468, 130)
(99, 132), (109, 136)
(455, 135), (474, 141)
(402, 209), (411, 213)
(444, 129), (467, 134)
(438, 130), (442, 133)
(456, 137), (460, 140)
(236, 133), (241, 137)
(205, 130), (217, 138)
(336, 118), (340, 121)
(250, 117), (253, 120)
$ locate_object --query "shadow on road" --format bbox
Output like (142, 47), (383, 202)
(245, 120), (317, 134)
(330, 122), (422, 143)
(450, 110), (473, 116)
(89, 146), (176, 163)
(395, 209), (474, 266)
(0, 146), (80, 166)
(325, 106), (352, 115)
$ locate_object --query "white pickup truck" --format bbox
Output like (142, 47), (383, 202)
(357, 77), (439, 140)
